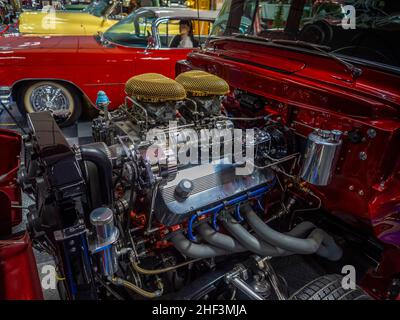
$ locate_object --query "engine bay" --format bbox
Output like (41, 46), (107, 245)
(12, 70), (394, 300)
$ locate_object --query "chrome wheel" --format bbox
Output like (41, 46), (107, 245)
(20, 81), (82, 127)
(29, 84), (71, 116)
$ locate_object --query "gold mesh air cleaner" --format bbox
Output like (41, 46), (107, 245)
(175, 70), (229, 96)
(125, 73), (186, 102)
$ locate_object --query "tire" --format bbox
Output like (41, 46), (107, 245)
(17, 81), (82, 127)
(290, 274), (372, 300)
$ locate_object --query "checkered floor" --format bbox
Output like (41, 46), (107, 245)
(0, 103), (94, 146)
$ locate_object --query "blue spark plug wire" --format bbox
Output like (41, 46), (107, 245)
(186, 177), (277, 241)
(235, 203), (244, 222)
(256, 197), (264, 212)
(187, 203), (224, 241)
(212, 210), (219, 231)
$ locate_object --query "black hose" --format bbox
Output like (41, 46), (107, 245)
(80, 143), (113, 206)
(171, 232), (232, 258)
(197, 223), (246, 253)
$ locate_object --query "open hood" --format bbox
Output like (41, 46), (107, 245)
(202, 38), (400, 118)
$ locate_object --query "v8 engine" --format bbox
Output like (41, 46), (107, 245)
(20, 71), (361, 300)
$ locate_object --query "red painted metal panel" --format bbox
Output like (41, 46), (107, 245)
(0, 232), (44, 300)
(0, 129), (22, 227)
(0, 129), (43, 300)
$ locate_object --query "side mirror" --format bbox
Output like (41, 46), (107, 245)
(97, 31), (109, 46)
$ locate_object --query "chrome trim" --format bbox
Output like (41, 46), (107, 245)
(29, 83), (70, 113)
(104, 15), (214, 50)
(153, 16), (215, 49)
(0, 86), (11, 105)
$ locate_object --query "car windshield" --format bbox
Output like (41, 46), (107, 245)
(83, 0), (114, 17)
(210, 0), (400, 70)
(104, 11), (156, 47)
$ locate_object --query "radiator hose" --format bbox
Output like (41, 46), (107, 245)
(80, 143), (113, 205)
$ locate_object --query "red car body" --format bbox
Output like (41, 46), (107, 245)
(177, 38), (400, 299)
(0, 129), (43, 300)
(0, 7), (217, 112)
(0, 35), (195, 110)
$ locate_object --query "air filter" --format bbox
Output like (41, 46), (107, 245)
(125, 73), (186, 102)
(175, 70), (229, 96)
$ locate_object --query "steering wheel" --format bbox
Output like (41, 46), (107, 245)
(299, 21), (333, 45)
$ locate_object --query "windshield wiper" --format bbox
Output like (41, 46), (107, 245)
(229, 34), (362, 79)
(272, 39), (331, 51)
(271, 39), (363, 79)
(230, 35), (362, 79)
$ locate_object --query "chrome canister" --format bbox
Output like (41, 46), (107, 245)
(90, 207), (119, 276)
(300, 129), (342, 186)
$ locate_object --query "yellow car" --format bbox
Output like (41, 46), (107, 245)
(18, 0), (119, 35)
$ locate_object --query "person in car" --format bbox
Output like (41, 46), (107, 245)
(170, 20), (199, 48)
